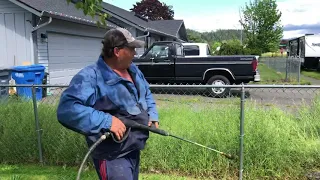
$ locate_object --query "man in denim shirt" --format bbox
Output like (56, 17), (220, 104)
(57, 27), (159, 180)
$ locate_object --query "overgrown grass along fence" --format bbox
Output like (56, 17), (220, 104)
(259, 57), (304, 85)
(1, 84), (320, 180)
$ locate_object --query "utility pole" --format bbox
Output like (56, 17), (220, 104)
(238, 7), (243, 45)
(240, 21), (243, 45)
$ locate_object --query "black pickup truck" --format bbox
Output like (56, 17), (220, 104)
(133, 41), (260, 97)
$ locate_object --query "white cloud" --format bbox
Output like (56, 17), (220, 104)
(277, 0), (320, 26)
(177, 0), (320, 39)
(282, 30), (305, 39)
(175, 10), (242, 32)
(278, 0), (320, 38)
(106, 0), (320, 39)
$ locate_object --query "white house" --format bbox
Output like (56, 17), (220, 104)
(0, 0), (188, 85)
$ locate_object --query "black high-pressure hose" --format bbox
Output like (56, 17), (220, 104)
(76, 121), (235, 180)
(76, 131), (111, 180)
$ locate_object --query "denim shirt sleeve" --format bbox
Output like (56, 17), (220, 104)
(137, 68), (159, 122)
(56, 68), (112, 135)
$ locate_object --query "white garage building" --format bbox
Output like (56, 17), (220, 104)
(0, 0), (188, 85)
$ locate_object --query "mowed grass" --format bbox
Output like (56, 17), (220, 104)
(0, 95), (320, 179)
(302, 70), (320, 80)
(255, 63), (311, 85)
(0, 164), (199, 180)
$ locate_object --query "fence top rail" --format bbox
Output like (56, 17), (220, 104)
(149, 84), (320, 88)
(1, 84), (320, 88)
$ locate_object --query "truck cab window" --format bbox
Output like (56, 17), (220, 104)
(175, 44), (183, 56)
(144, 44), (169, 59)
(184, 45), (200, 56)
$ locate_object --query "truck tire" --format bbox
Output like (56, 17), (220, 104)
(206, 75), (231, 98)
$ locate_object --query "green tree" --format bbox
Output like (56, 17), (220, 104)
(186, 29), (207, 43)
(66, 0), (108, 27)
(210, 41), (221, 54)
(130, 0), (174, 20)
(215, 39), (245, 55)
(239, 0), (283, 53)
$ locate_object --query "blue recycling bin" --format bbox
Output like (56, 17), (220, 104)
(11, 64), (45, 101)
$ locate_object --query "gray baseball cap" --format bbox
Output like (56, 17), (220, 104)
(102, 27), (145, 48)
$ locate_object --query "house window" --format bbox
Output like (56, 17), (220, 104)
(184, 45), (200, 56)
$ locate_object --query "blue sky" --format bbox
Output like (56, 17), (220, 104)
(106, 0), (320, 39)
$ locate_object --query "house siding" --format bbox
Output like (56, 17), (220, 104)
(0, 0), (33, 67)
(136, 29), (144, 36)
(0, 0), (27, 13)
(35, 18), (109, 82)
(108, 17), (137, 36)
(135, 29), (147, 56)
(148, 34), (159, 47)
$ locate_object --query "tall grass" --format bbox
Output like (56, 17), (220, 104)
(301, 70), (320, 80)
(255, 63), (311, 85)
(0, 96), (319, 179)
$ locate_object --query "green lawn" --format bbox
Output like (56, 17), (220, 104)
(301, 70), (320, 80)
(0, 164), (200, 180)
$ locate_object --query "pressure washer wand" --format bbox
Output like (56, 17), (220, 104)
(169, 134), (235, 159)
(124, 121), (235, 160)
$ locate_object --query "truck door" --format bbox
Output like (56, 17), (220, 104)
(136, 43), (174, 83)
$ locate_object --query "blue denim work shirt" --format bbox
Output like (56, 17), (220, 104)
(56, 55), (159, 136)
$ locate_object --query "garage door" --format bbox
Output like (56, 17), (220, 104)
(48, 32), (102, 85)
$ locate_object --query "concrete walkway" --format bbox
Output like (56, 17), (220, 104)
(301, 75), (320, 85)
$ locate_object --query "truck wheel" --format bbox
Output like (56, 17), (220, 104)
(206, 75), (231, 98)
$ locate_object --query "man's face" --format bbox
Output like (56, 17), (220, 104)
(114, 45), (136, 69)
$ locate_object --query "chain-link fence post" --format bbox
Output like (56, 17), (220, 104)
(239, 84), (245, 180)
(285, 58), (288, 82)
(298, 58), (301, 84)
(32, 85), (43, 164)
(290, 58), (293, 81)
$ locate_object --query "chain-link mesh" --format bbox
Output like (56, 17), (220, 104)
(1, 84), (320, 179)
(260, 57), (302, 83)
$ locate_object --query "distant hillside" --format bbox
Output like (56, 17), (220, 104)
(186, 28), (246, 44)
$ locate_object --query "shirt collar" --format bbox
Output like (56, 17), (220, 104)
(96, 55), (138, 85)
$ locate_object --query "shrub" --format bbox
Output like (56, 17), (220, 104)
(215, 39), (245, 55)
(214, 39), (262, 56)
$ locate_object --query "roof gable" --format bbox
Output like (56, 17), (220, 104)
(101, 2), (187, 40)
(101, 2), (149, 29)
(13, 0), (186, 41)
(15, 0), (118, 27)
(148, 20), (183, 36)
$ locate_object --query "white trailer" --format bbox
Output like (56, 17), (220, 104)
(288, 34), (320, 70)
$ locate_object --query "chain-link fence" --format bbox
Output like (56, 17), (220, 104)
(260, 57), (302, 83)
(1, 84), (320, 180)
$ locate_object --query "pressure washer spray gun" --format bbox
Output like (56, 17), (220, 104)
(76, 120), (236, 180)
